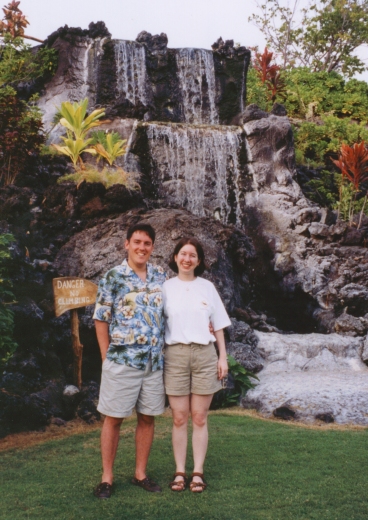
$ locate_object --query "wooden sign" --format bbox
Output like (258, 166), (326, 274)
(53, 277), (98, 317)
(53, 277), (98, 389)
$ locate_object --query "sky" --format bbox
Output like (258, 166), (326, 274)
(19, 0), (267, 50)
(11, 0), (368, 82)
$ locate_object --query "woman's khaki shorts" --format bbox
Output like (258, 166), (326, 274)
(164, 342), (222, 396)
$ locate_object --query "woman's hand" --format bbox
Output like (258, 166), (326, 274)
(217, 355), (228, 380)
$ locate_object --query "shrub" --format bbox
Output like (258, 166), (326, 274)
(0, 85), (44, 185)
(211, 355), (258, 410)
(0, 233), (17, 368)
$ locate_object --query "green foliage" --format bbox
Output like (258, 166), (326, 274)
(0, 233), (17, 368)
(0, 34), (57, 86)
(57, 166), (141, 190)
(246, 67), (272, 111)
(250, 0), (368, 77)
(52, 137), (95, 167)
(51, 99), (107, 168)
(0, 85), (44, 185)
(294, 116), (368, 167)
(90, 131), (127, 166)
(211, 355), (258, 409)
(57, 99), (106, 140)
(284, 68), (368, 120)
(304, 171), (340, 208)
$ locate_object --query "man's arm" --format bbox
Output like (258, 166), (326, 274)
(95, 320), (110, 361)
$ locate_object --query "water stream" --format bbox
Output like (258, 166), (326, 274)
(176, 49), (218, 124)
(146, 123), (242, 224)
(114, 41), (148, 106)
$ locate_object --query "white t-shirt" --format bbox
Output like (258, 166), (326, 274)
(162, 276), (231, 345)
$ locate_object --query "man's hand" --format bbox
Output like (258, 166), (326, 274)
(209, 322), (214, 335)
(95, 320), (110, 361)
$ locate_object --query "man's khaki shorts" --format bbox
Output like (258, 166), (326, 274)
(164, 342), (222, 396)
(97, 357), (165, 418)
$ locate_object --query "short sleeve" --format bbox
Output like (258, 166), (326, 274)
(210, 284), (231, 331)
(92, 273), (115, 323)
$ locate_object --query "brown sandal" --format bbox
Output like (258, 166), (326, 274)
(189, 472), (207, 493)
(169, 472), (187, 492)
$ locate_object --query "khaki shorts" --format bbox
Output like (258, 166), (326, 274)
(97, 357), (165, 418)
(164, 342), (222, 396)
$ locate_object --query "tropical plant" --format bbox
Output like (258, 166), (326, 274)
(57, 165), (141, 190)
(51, 99), (107, 168)
(250, 0), (368, 77)
(332, 142), (368, 227)
(211, 355), (258, 409)
(90, 131), (127, 166)
(0, 233), (17, 368)
(57, 99), (106, 140)
(0, 0), (43, 43)
(0, 85), (44, 185)
(253, 47), (286, 103)
(52, 137), (96, 168)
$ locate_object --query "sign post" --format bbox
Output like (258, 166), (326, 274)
(53, 277), (98, 389)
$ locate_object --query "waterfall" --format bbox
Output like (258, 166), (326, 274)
(114, 41), (148, 106)
(146, 123), (242, 225)
(176, 49), (218, 124)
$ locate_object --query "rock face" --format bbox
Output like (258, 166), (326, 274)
(243, 331), (368, 424)
(38, 26), (250, 137)
(54, 207), (256, 312)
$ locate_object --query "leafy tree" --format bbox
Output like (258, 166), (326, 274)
(250, 0), (368, 77)
(0, 34), (57, 86)
(0, 233), (17, 368)
(0, 86), (44, 185)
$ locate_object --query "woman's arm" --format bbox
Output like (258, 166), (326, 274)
(213, 328), (228, 380)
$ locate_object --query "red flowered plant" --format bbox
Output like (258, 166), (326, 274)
(331, 142), (368, 191)
(332, 142), (368, 228)
(253, 47), (286, 102)
(0, 1), (43, 43)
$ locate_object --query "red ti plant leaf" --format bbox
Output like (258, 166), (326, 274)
(253, 47), (285, 102)
(332, 142), (368, 191)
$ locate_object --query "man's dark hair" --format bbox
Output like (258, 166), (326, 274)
(126, 223), (156, 244)
(168, 237), (206, 276)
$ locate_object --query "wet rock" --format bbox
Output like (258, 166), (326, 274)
(273, 405), (296, 420)
(316, 413), (334, 423)
(243, 331), (368, 424)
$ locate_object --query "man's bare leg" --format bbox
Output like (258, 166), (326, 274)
(134, 412), (155, 480)
(100, 415), (124, 484)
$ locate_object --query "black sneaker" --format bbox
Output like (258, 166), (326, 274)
(132, 476), (162, 492)
(93, 482), (113, 499)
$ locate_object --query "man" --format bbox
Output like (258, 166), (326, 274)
(92, 223), (167, 499)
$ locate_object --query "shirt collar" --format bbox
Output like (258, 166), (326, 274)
(121, 258), (154, 281)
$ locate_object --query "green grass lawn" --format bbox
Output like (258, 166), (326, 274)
(1, 412), (368, 520)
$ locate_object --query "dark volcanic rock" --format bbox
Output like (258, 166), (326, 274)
(54, 207), (256, 312)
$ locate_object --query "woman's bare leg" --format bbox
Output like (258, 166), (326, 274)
(190, 393), (213, 491)
(168, 394), (190, 489)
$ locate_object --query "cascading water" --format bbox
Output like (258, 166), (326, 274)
(145, 123), (243, 225)
(114, 41), (148, 106)
(176, 49), (218, 124)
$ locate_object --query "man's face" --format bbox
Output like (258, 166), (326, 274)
(125, 231), (154, 269)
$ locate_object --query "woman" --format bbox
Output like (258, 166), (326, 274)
(162, 237), (231, 493)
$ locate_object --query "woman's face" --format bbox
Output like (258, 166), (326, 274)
(174, 244), (200, 276)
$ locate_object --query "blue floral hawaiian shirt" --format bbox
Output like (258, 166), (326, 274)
(93, 259), (167, 371)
